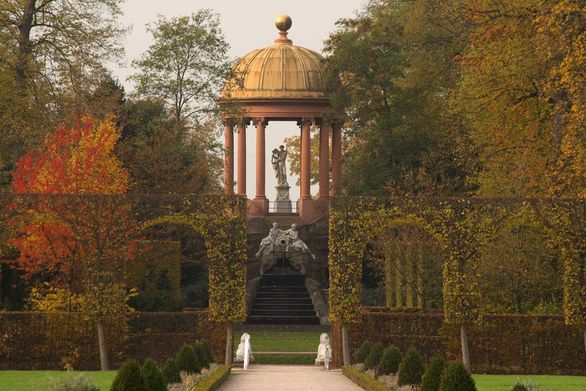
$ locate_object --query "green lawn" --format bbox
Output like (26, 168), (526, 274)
(0, 371), (117, 391)
(474, 374), (586, 391)
(233, 331), (321, 352)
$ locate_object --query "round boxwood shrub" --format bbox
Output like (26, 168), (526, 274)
(353, 341), (372, 364)
(439, 361), (476, 391)
(194, 340), (210, 368)
(175, 344), (201, 374)
(378, 346), (401, 375)
(161, 358), (181, 384)
(141, 359), (166, 391)
(421, 356), (447, 391)
(398, 347), (425, 386)
(111, 360), (146, 391)
(365, 343), (384, 370)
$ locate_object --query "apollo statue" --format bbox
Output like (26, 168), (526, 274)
(271, 145), (288, 186)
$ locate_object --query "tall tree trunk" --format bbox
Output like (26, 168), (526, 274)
(460, 324), (471, 373)
(342, 324), (350, 366)
(225, 322), (234, 365)
(583, 325), (586, 355)
(97, 320), (110, 371)
(15, 0), (36, 94)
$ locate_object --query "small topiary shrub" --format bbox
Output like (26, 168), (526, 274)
(398, 347), (425, 386)
(175, 344), (201, 374)
(111, 360), (146, 391)
(439, 361), (476, 391)
(161, 358), (181, 384)
(510, 380), (542, 391)
(194, 340), (210, 368)
(365, 343), (384, 371)
(421, 356), (447, 391)
(141, 359), (166, 391)
(43, 373), (100, 391)
(378, 346), (401, 375)
(353, 341), (372, 363)
(199, 339), (214, 364)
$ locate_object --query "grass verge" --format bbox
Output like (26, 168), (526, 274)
(473, 374), (586, 391)
(0, 370), (116, 391)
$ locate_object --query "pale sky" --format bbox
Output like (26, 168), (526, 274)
(112, 0), (367, 200)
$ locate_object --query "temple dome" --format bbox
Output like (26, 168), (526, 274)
(222, 16), (328, 101)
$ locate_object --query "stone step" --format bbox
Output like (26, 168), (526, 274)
(253, 303), (315, 310)
(258, 285), (307, 291)
(254, 297), (313, 302)
(246, 315), (320, 325)
(250, 310), (318, 317)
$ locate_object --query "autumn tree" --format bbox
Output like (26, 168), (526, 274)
(130, 10), (230, 126)
(116, 98), (223, 193)
(323, 0), (476, 196)
(419, 199), (506, 372)
(11, 116), (134, 370)
(0, 0), (126, 189)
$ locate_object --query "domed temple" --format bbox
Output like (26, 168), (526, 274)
(219, 15), (342, 222)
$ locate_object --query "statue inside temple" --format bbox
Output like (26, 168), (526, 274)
(272, 145), (288, 186)
(256, 223), (316, 275)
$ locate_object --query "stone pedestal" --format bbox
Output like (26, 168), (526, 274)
(275, 184), (292, 213)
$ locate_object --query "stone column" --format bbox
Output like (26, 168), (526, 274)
(223, 121), (234, 195)
(237, 120), (247, 196)
(319, 120), (330, 199)
(331, 120), (342, 196)
(300, 118), (312, 199)
(254, 118), (267, 200)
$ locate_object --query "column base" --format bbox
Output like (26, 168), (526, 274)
(248, 197), (269, 217)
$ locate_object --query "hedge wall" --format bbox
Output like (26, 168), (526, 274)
(332, 308), (586, 375)
(0, 310), (225, 370)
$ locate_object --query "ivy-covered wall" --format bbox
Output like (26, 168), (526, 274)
(0, 310), (225, 370)
(331, 309), (586, 375)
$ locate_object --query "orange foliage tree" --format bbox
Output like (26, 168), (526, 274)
(10, 116), (134, 370)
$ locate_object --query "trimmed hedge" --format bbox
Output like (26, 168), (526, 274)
(332, 309), (586, 374)
(342, 366), (391, 391)
(194, 365), (231, 391)
(0, 310), (225, 370)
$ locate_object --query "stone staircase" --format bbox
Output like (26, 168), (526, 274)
(247, 273), (320, 325)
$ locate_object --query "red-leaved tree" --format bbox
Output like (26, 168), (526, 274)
(11, 116), (134, 370)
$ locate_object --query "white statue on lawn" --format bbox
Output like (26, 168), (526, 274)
(235, 333), (254, 370)
(315, 333), (332, 369)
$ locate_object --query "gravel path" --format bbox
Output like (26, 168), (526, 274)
(218, 365), (363, 391)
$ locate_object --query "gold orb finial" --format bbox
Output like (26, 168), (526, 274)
(275, 15), (292, 32)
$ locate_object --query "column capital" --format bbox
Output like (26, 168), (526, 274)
(253, 117), (268, 126)
(298, 117), (314, 128)
(222, 118), (237, 128)
(237, 118), (251, 127)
